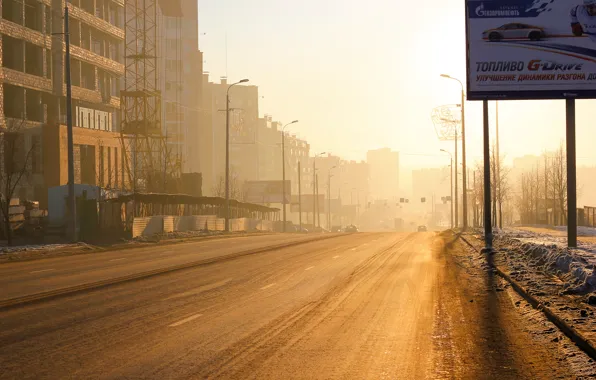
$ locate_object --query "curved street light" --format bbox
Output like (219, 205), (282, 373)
(225, 78), (249, 232)
(440, 73), (467, 230)
(281, 120), (299, 232)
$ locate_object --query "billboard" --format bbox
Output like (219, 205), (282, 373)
(244, 180), (291, 204)
(290, 194), (325, 213)
(466, 0), (596, 100)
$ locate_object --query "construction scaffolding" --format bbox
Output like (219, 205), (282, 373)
(120, 0), (182, 192)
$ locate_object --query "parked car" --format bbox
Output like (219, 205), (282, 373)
(344, 225), (359, 233)
(482, 23), (545, 42)
(417, 225), (428, 232)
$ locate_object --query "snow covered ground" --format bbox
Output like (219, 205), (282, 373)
(496, 228), (596, 294)
(464, 228), (596, 355)
(0, 243), (85, 254)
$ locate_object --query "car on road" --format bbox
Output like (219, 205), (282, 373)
(482, 23), (545, 42)
(417, 225), (427, 232)
(344, 225), (359, 233)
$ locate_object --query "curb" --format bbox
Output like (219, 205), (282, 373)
(458, 234), (596, 361)
(0, 233), (343, 310)
(0, 232), (278, 264)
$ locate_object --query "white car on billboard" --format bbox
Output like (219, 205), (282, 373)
(482, 23), (546, 42)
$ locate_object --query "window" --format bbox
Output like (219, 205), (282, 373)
(3, 0), (24, 25)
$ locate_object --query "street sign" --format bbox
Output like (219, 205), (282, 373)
(466, 0), (596, 100)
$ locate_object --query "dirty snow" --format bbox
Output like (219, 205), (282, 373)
(495, 228), (596, 295)
(0, 243), (85, 254)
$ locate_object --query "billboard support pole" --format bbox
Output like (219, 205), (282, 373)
(566, 99), (577, 248)
(455, 123), (459, 228)
(482, 99), (493, 252)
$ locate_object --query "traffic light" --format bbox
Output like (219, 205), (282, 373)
(421, 197), (426, 203)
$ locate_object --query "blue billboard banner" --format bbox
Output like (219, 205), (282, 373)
(466, 0), (596, 100)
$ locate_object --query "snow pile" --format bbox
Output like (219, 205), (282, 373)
(497, 229), (596, 294)
(0, 243), (84, 254)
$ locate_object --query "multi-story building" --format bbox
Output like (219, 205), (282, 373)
(1, 0), (125, 206)
(160, 0), (202, 173)
(256, 114), (309, 195)
(198, 75), (258, 195)
(367, 148), (399, 201)
(339, 160), (369, 208)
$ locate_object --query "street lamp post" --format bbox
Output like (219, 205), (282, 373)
(281, 120), (299, 232)
(441, 74), (468, 230)
(312, 152), (326, 230)
(225, 78), (249, 232)
(440, 149), (454, 229)
(328, 166), (336, 229)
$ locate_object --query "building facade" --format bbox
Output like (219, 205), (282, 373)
(199, 75), (258, 195)
(1, 0), (125, 206)
(160, 0), (202, 173)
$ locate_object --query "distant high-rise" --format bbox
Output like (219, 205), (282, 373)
(366, 148), (399, 201)
(160, 0), (202, 174)
(199, 75), (259, 195)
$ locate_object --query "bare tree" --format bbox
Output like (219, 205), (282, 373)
(550, 143), (567, 225)
(211, 167), (241, 199)
(0, 119), (37, 245)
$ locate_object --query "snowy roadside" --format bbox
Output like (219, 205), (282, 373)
(0, 230), (273, 263)
(462, 229), (596, 358)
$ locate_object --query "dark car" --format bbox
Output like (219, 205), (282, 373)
(417, 225), (427, 232)
(344, 225), (359, 233)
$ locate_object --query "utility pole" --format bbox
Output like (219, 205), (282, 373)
(64, 6), (77, 242)
(473, 170), (477, 228)
(316, 174), (320, 229)
(298, 160), (302, 231)
(281, 120), (298, 232)
(312, 161), (316, 227)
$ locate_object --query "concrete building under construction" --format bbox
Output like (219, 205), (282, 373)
(1, 0), (125, 206)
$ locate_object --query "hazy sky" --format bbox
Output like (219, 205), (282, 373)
(198, 0), (596, 169)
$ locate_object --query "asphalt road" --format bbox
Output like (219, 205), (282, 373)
(0, 232), (588, 379)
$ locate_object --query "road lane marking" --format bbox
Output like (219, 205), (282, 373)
(29, 269), (55, 274)
(169, 313), (202, 327)
(305, 266), (314, 271)
(164, 278), (233, 300)
(333, 255), (340, 259)
(109, 258), (127, 262)
(260, 283), (276, 290)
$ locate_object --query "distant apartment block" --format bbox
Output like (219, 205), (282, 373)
(366, 148), (399, 201)
(199, 75), (258, 195)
